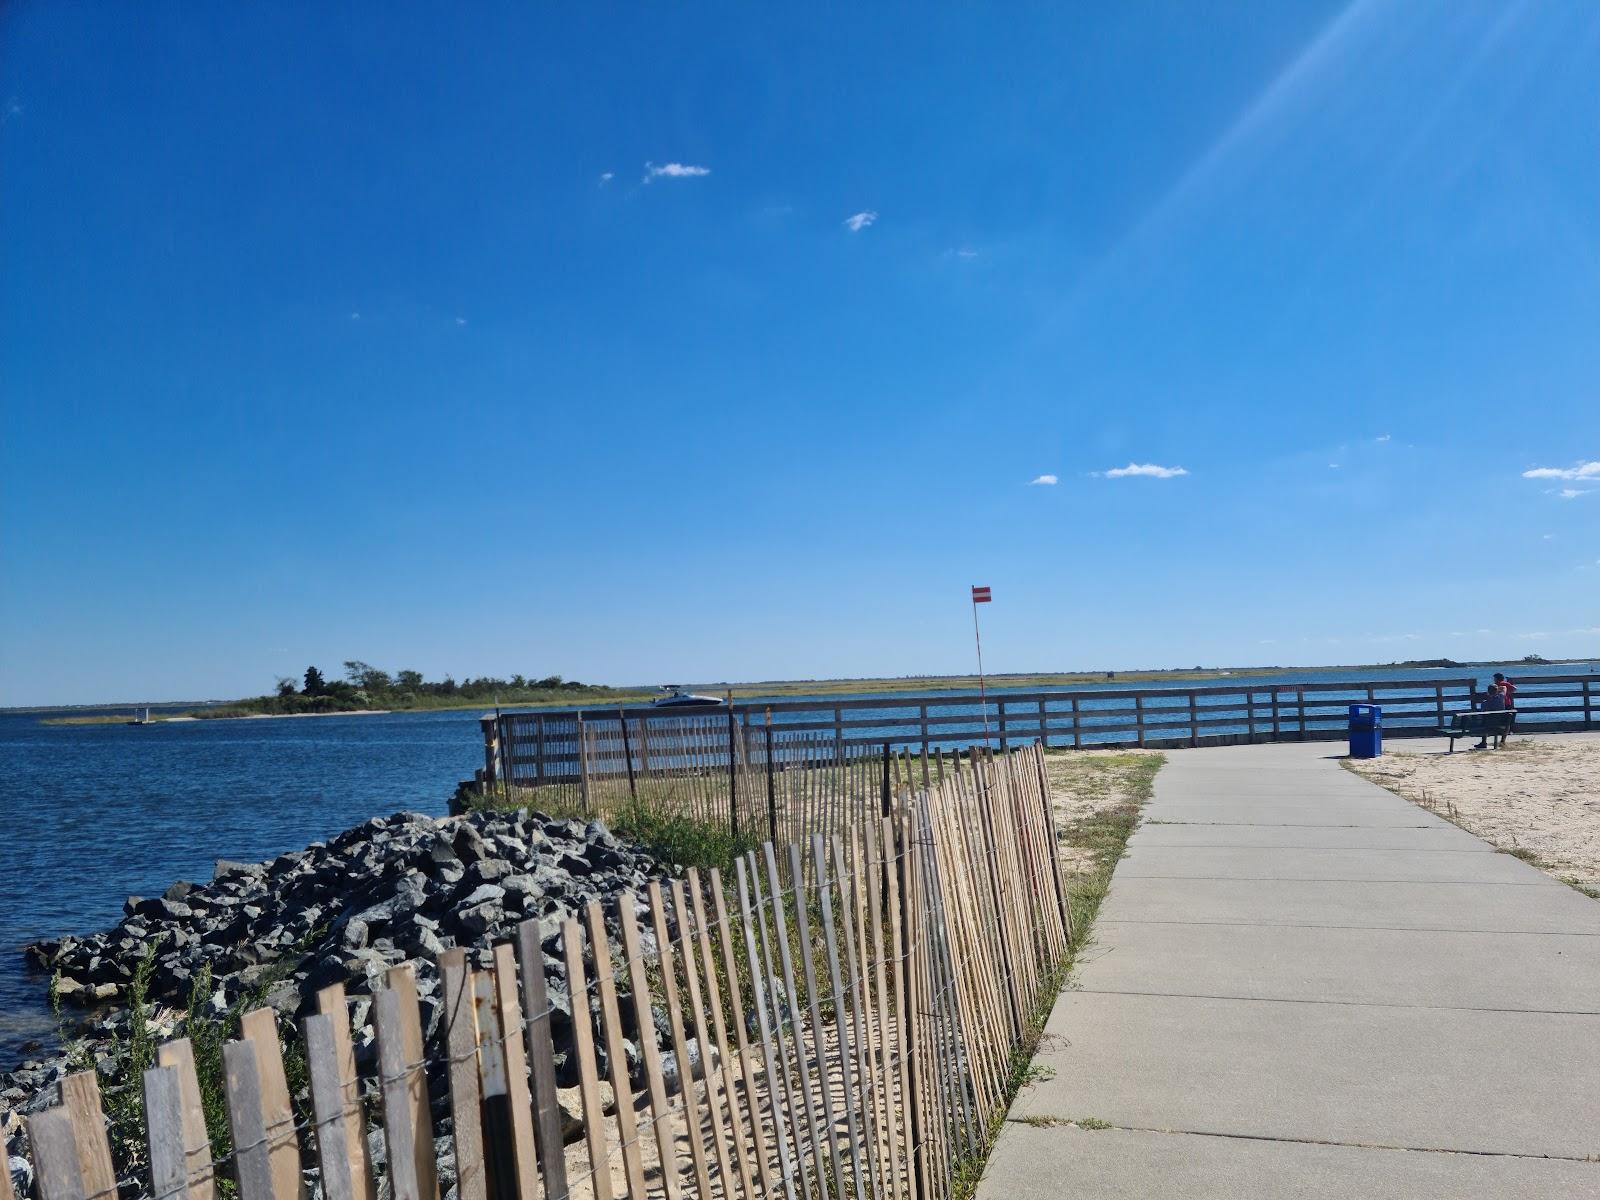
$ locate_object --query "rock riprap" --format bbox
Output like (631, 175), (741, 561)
(5, 808), (670, 1136)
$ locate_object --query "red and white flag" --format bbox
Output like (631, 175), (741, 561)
(971, 585), (992, 604)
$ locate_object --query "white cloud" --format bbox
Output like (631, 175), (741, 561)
(1328, 463), (1340, 469)
(950, 246), (978, 259)
(1542, 533), (1554, 539)
(1375, 433), (1391, 443)
(349, 312), (360, 320)
(1097, 463), (1189, 479)
(643, 161), (710, 182)
(843, 211), (878, 233)
(1028, 474), (1058, 486)
(1557, 488), (1593, 500)
(455, 317), (468, 326)
(1522, 460), (1600, 481)
(598, 171), (614, 184)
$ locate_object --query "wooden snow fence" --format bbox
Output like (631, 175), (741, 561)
(15, 745), (1068, 1200)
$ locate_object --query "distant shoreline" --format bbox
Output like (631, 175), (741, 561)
(22, 657), (1592, 725)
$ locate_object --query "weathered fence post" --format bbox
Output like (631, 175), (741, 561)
(1134, 694), (1147, 748)
(1071, 695), (1082, 749)
(881, 742), (892, 817)
(998, 698), (1009, 750)
(1188, 692), (1199, 747)
(1038, 697), (1048, 748)
(480, 715), (498, 786)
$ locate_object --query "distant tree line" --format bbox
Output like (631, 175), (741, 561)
(192, 661), (625, 718)
(277, 662), (598, 704)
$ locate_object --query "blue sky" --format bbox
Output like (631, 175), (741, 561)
(3, 1), (1597, 706)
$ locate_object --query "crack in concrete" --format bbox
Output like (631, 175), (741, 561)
(1004, 1118), (1600, 1164)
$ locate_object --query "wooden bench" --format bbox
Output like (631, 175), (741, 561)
(1436, 710), (1514, 753)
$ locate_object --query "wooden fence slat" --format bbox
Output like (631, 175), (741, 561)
(303, 1014), (357, 1200)
(735, 858), (802, 1200)
(515, 919), (570, 1200)
(616, 899), (681, 1200)
(583, 902), (646, 1200)
(439, 948), (487, 1200)
(315, 983), (377, 1200)
(27, 1105), (86, 1200)
(761, 843), (830, 1195)
(143, 1066), (188, 1200)
(374, 964), (439, 1200)
(222, 1040), (277, 1200)
(813, 837), (866, 1200)
(866, 821), (905, 1200)
(836, 832), (883, 1200)
(0, 1123), (16, 1200)
(490, 943), (542, 1200)
(154, 1038), (217, 1200)
(58, 1071), (115, 1200)
(471, 970), (519, 1200)
(707, 867), (778, 1200)
(647, 882), (713, 1200)
(559, 918), (612, 1200)
(669, 880), (739, 1199)
(238, 1009), (306, 1200)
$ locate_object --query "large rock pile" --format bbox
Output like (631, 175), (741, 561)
(4, 808), (672, 1141)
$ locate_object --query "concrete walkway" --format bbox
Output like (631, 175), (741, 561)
(976, 740), (1600, 1199)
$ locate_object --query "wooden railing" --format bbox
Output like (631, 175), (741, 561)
(477, 675), (1600, 786)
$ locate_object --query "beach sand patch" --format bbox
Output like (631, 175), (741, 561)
(1348, 735), (1600, 894)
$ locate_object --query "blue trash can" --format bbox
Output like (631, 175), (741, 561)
(1348, 703), (1382, 758)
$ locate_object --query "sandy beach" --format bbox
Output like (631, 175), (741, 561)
(1347, 731), (1600, 894)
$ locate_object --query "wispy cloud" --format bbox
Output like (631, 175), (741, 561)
(643, 161), (710, 183)
(454, 317), (468, 326)
(1375, 433), (1391, 443)
(1096, 463), (1189, 479)
(843, 211), (878, 233)
(598, 171), (614, 185)
(1523, 460), (1600, 481)
(1028, 474), (1058, 486)
(1557, 488), (1592, 500)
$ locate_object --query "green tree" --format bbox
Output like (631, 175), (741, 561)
(396, 669), (424, 690)
(303, 666), (326, 696)
(274, 677), (297, 698)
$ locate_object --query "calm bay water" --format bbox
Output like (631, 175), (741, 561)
(1, 660), (1590, 1068)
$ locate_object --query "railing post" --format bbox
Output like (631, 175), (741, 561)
(833, 705), (844, 761)
(1135, 694), (1146, 749)
(727, 706), (739, 841)
(998, 699), (1009, 750)
(1071, 695), (1082, 748)
(1188, 692), (1199, 748)
(1586, 678), (1595, 728)
(618, 710), (637, 800)
(919, 702), (930, 757)
(1271, 687), (1282, 740)
(535, 715), (546, 784)
(1435, 684), (1445, 727)
(1297, 689), (1307, 740)
(765, 714), (778, 843)
(1038, 698), (1048, 748)
(576, 714), (591, 813)
(1246, 691), (1257, 744)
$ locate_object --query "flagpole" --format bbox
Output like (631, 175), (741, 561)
(972, 590), (990, 746)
